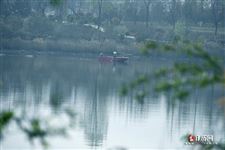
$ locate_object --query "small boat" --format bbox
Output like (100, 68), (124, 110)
(113, 56), (129, 63)
(98, 55), (113, 63)
(98, 52), (128, 64)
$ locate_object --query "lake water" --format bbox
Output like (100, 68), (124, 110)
(0, 55), (224, 150)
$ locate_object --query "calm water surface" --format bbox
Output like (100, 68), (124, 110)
(0, 55), (224, 149)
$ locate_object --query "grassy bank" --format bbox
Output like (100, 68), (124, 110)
(0, 15), (224, 56)
(0, 37), (137, 55)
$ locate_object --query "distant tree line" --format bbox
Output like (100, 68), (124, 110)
(0, 0), (224, 35)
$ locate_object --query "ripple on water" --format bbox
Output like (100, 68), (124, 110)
(25, 54), (34, 58)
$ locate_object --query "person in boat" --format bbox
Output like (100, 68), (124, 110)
(99, 52), (111, 62)
(112, 51), (117, 65)
(99, 52), (104, 57)
(113, 51), (117, 59)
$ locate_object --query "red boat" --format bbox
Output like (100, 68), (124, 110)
(98, 53), (129, 64)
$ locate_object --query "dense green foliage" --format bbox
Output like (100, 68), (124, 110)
(121, 38), (225, 102)
(0, 0), (224, 32)
(120, 38), (225, 149)
(0, 112), (14, 136)
(0, 0), (224, 149)
(0, 0), (224, 55)
(0, 108), (76, 148)
(50, 0), (62, 6)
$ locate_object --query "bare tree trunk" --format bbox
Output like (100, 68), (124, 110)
(211, 0), (219, 35)
(62, 0), (68, 21)
(134, 9), (138, 25)
(97, 0), (103, 29)
(215, 21), (218, 35)
(144, 0), (151, 27)
(37, 1), (47, 16)
(200, 0), (204, 24)
(146, 5), (149, 27)
(172, 0), (176, 30)
(132, 1), (138, 25)
(222, 0), (225, 28)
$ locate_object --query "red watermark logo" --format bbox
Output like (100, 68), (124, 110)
(188, 134), (196, 143)
(185, 134), (216, 145)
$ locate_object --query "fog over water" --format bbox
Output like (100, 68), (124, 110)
(0, 0), (225, 149)
(0, 56), (224, 149)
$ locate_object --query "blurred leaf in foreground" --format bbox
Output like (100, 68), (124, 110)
(135, 91), (147, 104)
(50, 0), (62, 6)
(0, 111), (14, 136)
(122, 38), (225, 102)
(119, 84), (128, 97)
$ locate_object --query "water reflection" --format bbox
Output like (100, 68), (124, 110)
(0, 55), (224, 149)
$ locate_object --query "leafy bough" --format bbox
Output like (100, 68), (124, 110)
(120, 38), (225, 103)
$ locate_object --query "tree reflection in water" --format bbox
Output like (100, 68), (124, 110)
(0, 107), (77, 148)
(0, 55), (224, 149)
